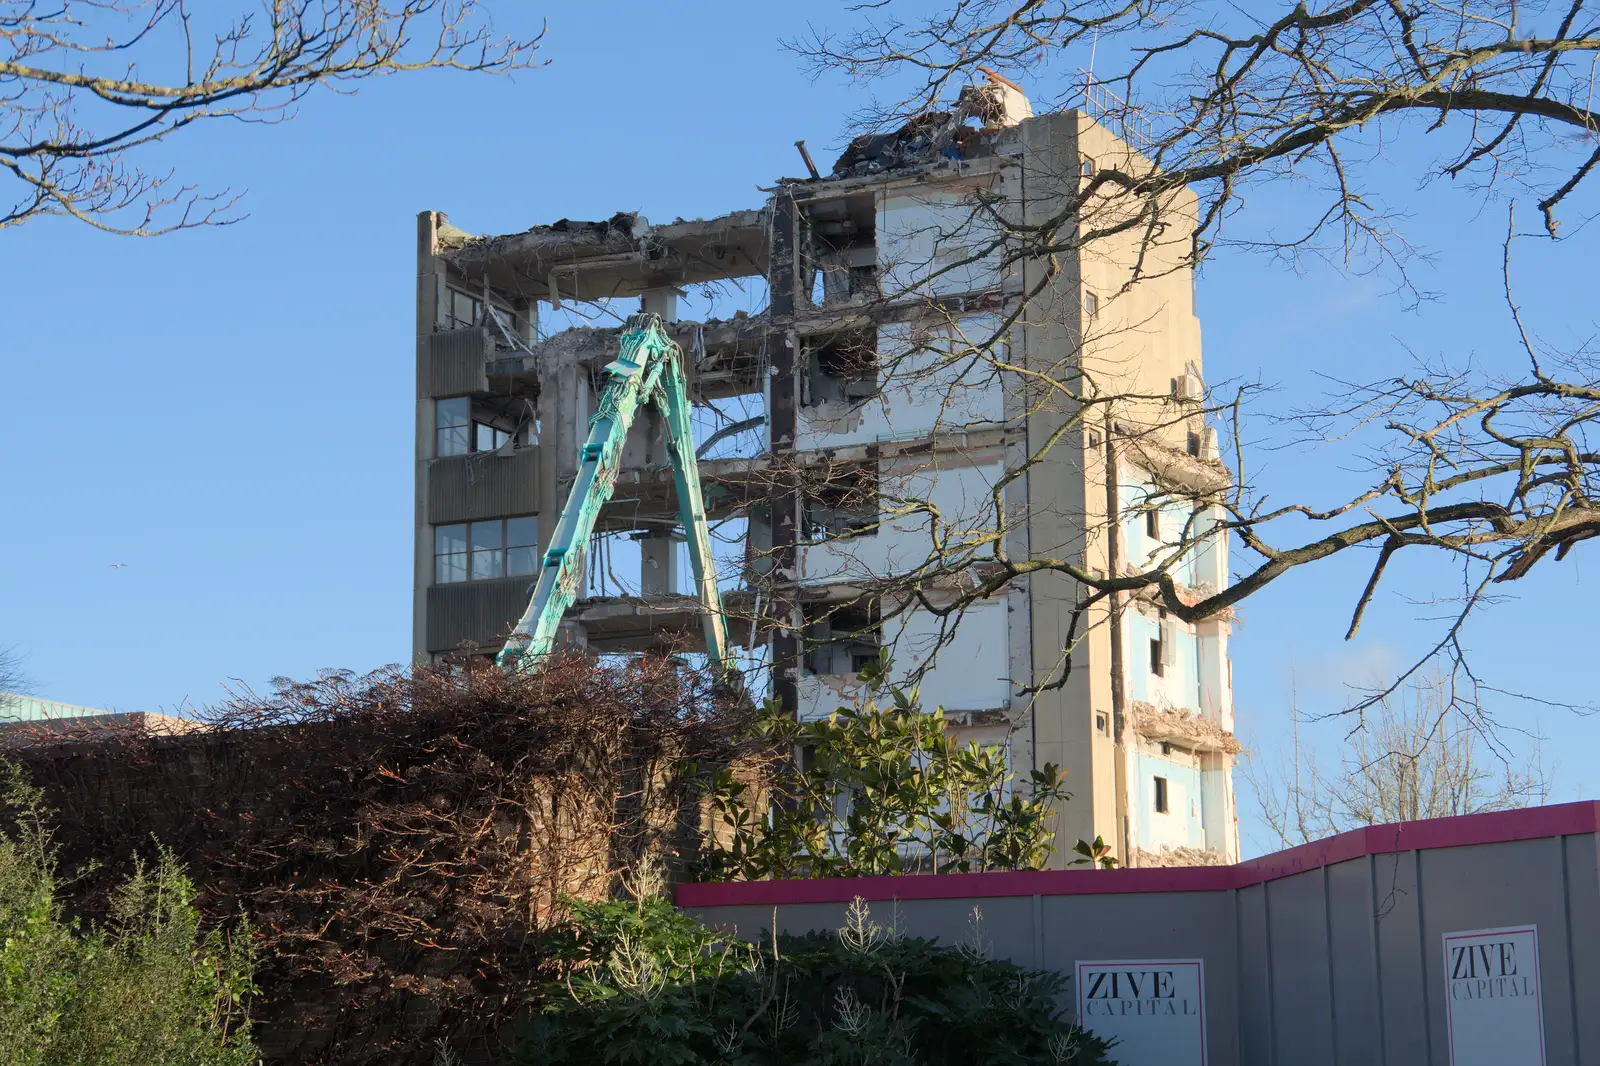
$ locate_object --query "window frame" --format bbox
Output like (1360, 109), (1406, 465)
(435, 397), (471, 458)
(442, 286), (516, 332)
(434, 523), (468, 585)
(432, 515), (539, 586)
(1154, 776), (1170, 814)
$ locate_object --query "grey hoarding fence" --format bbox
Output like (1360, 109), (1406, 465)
(679, 801), (1600, 1066)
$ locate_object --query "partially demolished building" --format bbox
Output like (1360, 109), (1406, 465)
(412, 81), (1239, 866)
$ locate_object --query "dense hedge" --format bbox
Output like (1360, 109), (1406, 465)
(6, 656), (759, 1065)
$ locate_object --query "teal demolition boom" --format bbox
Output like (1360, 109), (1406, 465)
(495, 313), (732, 675)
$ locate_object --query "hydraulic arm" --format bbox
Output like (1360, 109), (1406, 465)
(496, 313), (732, 675)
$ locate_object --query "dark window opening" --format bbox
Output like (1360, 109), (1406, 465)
(803, 597), (882, 677)
(804, 462), (880, 541)
(1154, 776), (1170, 814)
(1146, 509), (1160, 540)
(1087, 430), (1102, 448)
(802, 329), (879, 409)
(1095, 712), (1108, 734)
(1187, 431), (1201, 457)
(1149, 637), (1165, 677)
(804, 194), (877, 308)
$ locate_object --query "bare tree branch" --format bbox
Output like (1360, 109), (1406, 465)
(0, 1), (545, 235)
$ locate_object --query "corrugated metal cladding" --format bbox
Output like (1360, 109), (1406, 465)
(426, 576), (533, 652)
(427, 448), (539, 524)
(428, 328), (490, 397)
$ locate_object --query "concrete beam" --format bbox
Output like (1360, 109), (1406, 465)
(442, 210), (769, 302)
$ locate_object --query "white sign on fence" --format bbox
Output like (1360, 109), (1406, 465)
(1074, 958), (1207, 1066)
(1444, 925), (1546, 1066)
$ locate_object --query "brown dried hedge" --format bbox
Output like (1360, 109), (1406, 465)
(3, 654), (763, 1065)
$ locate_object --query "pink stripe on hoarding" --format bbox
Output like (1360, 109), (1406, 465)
(675, 800), (1600, 909)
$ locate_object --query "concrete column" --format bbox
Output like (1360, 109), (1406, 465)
(414, 211), (445, 663)
(640, 533), (681, 597)
(642, 289), (678, 323)
(639, 288), (680, 597)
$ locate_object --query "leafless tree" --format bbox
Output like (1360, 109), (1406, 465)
(769, 0), (1600, 712)
(1245, 672), (1550, 849)
(0, 644), (28, 715)
(2, 1), (543, 234)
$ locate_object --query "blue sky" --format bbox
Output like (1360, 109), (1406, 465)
(1, 2), (1593, 855)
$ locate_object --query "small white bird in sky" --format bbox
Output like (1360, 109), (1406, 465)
(110, 563), (128, 569)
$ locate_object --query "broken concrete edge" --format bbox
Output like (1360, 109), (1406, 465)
(435, 103), (1028, 270)
(1127, 699), (1240, 754)
(1122, 432), (1232, 493)
(1127, 578), (1238, 620)
(444, 208), (769, 265)
(1129, 844), (1231, 868)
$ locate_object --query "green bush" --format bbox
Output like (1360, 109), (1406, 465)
(0, 765), (259, 1066)
(701, 666), (1076, 880)
(516, 897), (1114, 1066)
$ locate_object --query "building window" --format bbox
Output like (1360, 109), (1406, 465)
(1087, 429), (1102, 448)
(435, 524), (468, 584)
(434, 517), (539, 585)
(1154, 776), (1169, 814)
(803, 598), (881, 676)
(442, 288), (513, 332)
(471, 521), (503, 580)
(804, 462), (879, 541)
(505, 516), (539, 576)
(1151, 609), (1177, 677)
(1145, 509), (1160, 540)
(1080, 156), (1096, 179)
(436, 397), (470, 457)
(1187, 431), (1201, 457)
(1096, 712), (1108, 734)
(1083, 291), (1099, 319)
(476, 422), (511, 453)
(802, 329), (878, 409)
(438, 398), (524, 459)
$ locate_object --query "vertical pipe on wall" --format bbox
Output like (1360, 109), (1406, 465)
(1104, 414), (1129, 863)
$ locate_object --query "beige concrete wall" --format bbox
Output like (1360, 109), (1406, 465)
(1018, 112), (1215, 867)
(1018, 111), (1107, 861)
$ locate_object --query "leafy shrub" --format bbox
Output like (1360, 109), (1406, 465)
(702, 666), (1074, 879)
(0, 765), (258, 1066)
(517, 897), (1114, 1066)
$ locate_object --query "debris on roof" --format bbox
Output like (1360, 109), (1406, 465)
(831, 72), (1032, 177)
